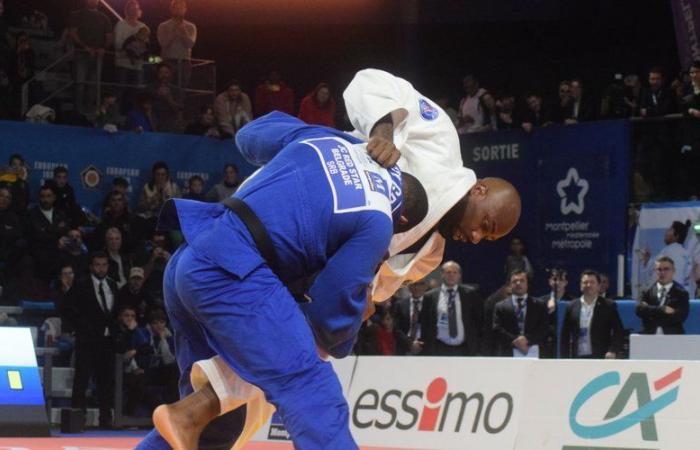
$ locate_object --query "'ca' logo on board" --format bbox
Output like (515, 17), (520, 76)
(565, 368), (682, 449)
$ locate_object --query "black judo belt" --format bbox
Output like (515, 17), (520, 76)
(222, 197), (312, 303)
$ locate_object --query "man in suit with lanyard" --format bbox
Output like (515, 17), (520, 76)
(63, 251), (120, 428)
(493, 269), (548, 357)
(636, 256), (690, 334)
(392, 279), (430, 355)
(422, 261), (483, 356)
(560, 270), (624, 359)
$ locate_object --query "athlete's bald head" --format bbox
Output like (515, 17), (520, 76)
(437, 177), (521, 244)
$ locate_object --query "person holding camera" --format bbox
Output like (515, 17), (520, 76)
(58, 228), (89, 277)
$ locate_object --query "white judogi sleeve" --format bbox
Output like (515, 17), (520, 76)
(344, 69), (477, 301)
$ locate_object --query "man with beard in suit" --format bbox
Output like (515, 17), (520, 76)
(560, 270), (624, 359)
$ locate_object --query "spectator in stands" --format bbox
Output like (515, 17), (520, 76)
(10, 32), (35, 103)
(92, 90), (124, 130)
(551, 80), (572, 123)
(560, 270), (624, 359)
(493, 269), (549, 357)
(564, 79), (596, 123)
(113, 304), (147, 415)
(95, 190), (144, 254)
(254, 69), (295, 116)
(53, 263), (75, 317)
(205, 163), (239, 202)
(599, 273), (613, 300)
(0, 186), (22, 278)
(298, 82), (336, 127)
(136, 231), (172, 306)
(636, 256), (689, 334)
(541, 267), (571, 358)
(114, 0), (147, 88)
(421, 261), (483, 356)
(640, 67), (678, 117)
(58, 228), (89, 277)
(623, 74), (642, 117)
(47, 166), (85, 226)
(105, 227), (131, 289)
(495, 93), (517, 130)
(214, 79), (252, 137)
(521, 93), (551, 132)
(27, 185), (70, 282)
(141, 308), (179, 403)
(117, 267), (153, 325)
(504, 236), (534, 280)
(157, 0), (197, 88)
(67, 0), (113, 115)
(392, 279), (431, 355)
(7, 153), (29, 213)
(63, 251), (119, 429)
(137, 161), (180, 223)
(183, 174), (205, 201)
(678, 61), (700, 197)
(482, 281), (511, 356)
(476, 92), (498, 132)
(356, 309), (410, 356)
(457, 74), (487, 134)
(126, 90), (156, 133)
(641, 220), (691, 292)
(435, 96), (459, 126)
(111, 177), (130, 198)
(148, 63), (183, 133)
(185, 105), (221, 138)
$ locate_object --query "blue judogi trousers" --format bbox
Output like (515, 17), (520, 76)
(136, 244), (357, 450)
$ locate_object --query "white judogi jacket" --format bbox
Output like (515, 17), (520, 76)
(343, 69), (476, 301)
(191, 70), (476, 448)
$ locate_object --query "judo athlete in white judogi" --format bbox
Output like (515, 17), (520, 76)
(135, 110), (434, 450)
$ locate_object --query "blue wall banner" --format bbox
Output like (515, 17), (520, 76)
(0, 121), (255, 215)
(453, 120), (630, 295)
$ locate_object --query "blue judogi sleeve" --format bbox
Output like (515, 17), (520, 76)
(303, 213), (393, 359)
(236, 111), (361, 166)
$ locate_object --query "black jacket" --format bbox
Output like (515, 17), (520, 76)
(560, 297), (624, 358)
(62, 275), (120, 345)
(422, 284), (484, 356)
(640, 87), (678, 117)
(636, 282), (689, 335)
(492, 295), (549, 357)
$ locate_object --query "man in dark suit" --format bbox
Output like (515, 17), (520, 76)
(560, 270), (624, 359)
(636, 256), (690, 334)
(63, 251), (120, 428)
(392, 279), (431, 355)
(564, 79), (597, 123)
(493, 269), (548, 357)
(481, 282), (511, 356)
(422, 261), (483, 356)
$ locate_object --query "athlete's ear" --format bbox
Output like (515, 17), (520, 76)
(400, 215), (409, 226)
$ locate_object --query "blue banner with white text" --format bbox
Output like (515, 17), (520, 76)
(451, 120), (630, 296)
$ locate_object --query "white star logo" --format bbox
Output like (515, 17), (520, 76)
(556, 167), (589, 215)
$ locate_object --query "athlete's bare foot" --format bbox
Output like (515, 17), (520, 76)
(153, 382), (221, 450)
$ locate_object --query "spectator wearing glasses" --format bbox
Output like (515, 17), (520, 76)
(636, 256), (689, 335)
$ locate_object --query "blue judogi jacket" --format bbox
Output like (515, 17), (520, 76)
(160, 112), (402, 358)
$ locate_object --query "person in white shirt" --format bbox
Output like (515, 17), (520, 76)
(457, 74), (487, 134)
(114, 0), (146, 86)
(157, 0), (197, 88)
(641, 221), (692, 293)
(214, 80), (253, 137)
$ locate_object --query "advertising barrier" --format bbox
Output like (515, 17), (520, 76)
(253, 357), (698, 450)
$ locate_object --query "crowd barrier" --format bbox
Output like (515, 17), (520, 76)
(252, 356), (698, 450)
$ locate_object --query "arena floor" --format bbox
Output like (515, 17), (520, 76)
(0, 430), (402, 449)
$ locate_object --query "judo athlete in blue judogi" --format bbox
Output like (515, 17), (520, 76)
(136, 112), (428, 450)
